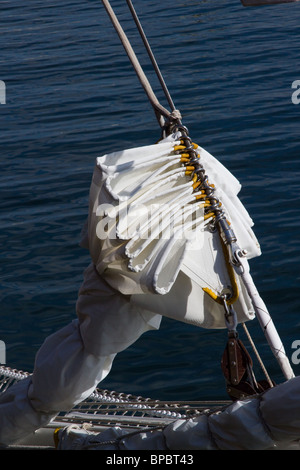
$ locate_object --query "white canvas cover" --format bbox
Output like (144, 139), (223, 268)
(84, 132), (261, 328)
(56, 375), (300, 450)
(0, 264), (162, 446)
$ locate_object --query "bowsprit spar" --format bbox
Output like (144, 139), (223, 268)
(99, 0), (295, 398)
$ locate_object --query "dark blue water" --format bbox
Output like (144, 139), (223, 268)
(1, 0), (300, 402)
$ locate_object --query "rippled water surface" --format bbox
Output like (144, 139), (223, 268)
(1, 0), (300, 401)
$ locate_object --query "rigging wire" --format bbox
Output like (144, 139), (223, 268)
(101, 0), (181, 131)
(125, 0), (178, 115)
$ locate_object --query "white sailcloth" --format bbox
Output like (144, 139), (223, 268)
(85, 132), (261, 329)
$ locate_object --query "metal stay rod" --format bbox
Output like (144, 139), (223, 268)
(236, 252), (295, 381)
(101, 0), (172, 127)
(125, 0), (177, 114)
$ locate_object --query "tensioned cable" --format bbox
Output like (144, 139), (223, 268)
(125, 0), (178, 115)
(101, 0), (181, 129)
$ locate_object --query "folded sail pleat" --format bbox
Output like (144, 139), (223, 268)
(84, 132), (261, 328)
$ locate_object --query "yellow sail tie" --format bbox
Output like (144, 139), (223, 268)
(173, 140), (240, 307)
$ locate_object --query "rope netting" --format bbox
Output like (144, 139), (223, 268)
(0, 366), (230, 430)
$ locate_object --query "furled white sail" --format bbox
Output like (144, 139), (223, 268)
(84, 132), (260, 329)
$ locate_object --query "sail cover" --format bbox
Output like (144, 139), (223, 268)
(84, 132), (261, 329)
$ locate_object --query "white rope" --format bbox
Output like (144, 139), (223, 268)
(242, 322), (274, 388)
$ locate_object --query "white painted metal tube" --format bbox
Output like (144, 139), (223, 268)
(237, 254), (295, 381)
